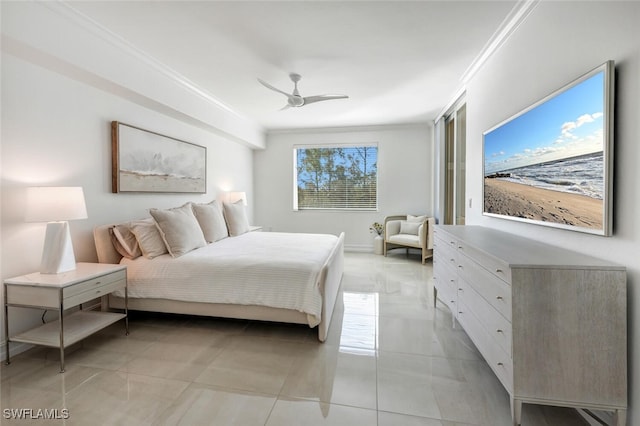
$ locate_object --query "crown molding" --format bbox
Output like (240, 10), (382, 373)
(42, 1), (251, 123)
(460, 0), (540, 85)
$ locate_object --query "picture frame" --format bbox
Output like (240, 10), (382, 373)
(111, 121), (206, 193)
(483, 60), (614, 236)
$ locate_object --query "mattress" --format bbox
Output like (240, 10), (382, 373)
(115, 231), (340, 327)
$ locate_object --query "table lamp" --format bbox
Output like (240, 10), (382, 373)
(25, 186), (88, 274)
(226, 191), (247, 206)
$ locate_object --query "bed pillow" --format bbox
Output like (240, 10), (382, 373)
(110, 223), (142, 259)
(150, 203), (207, 257)
(223, 200), (250, 236)
(192, 200), (229, 243)
(399, 220), (421, 236)
(130, 218), (168, 259)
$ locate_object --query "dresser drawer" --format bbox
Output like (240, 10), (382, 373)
(458, 276), (512, 357)
(435, 277), (457, 313)
(458, 253), (512, 320)
(458, 299), (513, 393)
(434, 230), (460, 257)
(434, 242), (459, 272)
(434, 252), (457, 289)
(457, 240), (511, 283)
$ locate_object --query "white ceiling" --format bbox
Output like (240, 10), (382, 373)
(69, 1), (517, 131)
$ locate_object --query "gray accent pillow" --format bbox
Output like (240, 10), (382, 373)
(192, 200), (229, 243)
(223, 200), (250, 236)
(150, 204), (206, 257)
(400, 220), (421, 236)
(130, 218), (168, 259)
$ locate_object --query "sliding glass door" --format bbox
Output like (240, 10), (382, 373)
(443, 103), (466, 225)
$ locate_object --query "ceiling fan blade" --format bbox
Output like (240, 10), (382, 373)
(257, 78), (292, 98)
(279, 104), (291, 111)
(303, 94), (349, 105)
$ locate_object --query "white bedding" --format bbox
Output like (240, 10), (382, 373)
(115, 231), (339, 327)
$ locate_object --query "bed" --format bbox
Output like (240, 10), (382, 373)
(93, 224), (344, 342)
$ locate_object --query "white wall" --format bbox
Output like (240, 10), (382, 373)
(0, 40), (253, 355)
(464, 2), (640, 422)
(254, 124), (433, 251)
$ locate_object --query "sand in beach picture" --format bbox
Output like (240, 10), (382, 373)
(483, 68), (608, 231)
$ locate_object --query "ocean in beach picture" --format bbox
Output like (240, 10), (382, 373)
(482, 61), (613, 235)
(489, 150), (604, 200)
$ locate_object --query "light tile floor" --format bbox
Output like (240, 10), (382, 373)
(1, 252), (589, 425)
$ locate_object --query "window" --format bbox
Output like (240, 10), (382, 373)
(294, 144), (378, 210)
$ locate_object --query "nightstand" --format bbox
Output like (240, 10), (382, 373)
(4, 263), (128, 372)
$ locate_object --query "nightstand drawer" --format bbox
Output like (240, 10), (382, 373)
(6, 286), (60, 309)
(63, 277), (126, 309)
(63, 269), (126, 299)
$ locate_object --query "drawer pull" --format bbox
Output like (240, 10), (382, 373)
(496, 329), (503, 333)
(95, 290), (102, 294)
(95, 281), (101, 285)
(450, 241), (455, 245)
(458, 265), (463, 269)
(496, 296), (503, 300)
(497, 362), (504, 366)
(458, 288), (463, 291)
(495, 269), (503, 274)
(450, 258), (455, 262)
(458, 246), (463, 249)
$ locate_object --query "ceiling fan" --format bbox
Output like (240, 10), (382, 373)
(258, 73), (348, 109)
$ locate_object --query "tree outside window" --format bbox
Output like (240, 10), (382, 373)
(294, 145), (378, 210)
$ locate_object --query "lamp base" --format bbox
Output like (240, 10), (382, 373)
(40, 221), (77, 274)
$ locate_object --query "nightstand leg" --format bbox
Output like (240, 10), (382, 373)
(4, 284), (9, 365)
(124, 286), (129, 336)
(58, 296), (65, 373)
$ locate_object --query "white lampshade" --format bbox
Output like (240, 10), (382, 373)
(25, 187), (88, 274)
(25, 186), (88, 222)
(227, 191), (247, 206)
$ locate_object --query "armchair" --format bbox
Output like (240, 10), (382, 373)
(383, 215), (434, 264)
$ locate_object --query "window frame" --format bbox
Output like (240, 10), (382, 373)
(293, 143), (379, 211)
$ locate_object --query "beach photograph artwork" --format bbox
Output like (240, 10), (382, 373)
(483, 69), (607, 231)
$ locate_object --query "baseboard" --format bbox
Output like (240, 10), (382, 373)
(344, 244), (372, 253)
(0, 340), (34, 363)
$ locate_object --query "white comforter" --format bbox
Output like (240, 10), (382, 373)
(116, 231), (339, 327)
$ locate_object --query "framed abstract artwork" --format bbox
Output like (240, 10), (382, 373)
(111, 121), (206, 193)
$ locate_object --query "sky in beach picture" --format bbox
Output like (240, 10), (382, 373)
(484, 69), (605, 175)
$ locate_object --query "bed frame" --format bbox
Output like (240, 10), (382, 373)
(93, 225), (344, 342)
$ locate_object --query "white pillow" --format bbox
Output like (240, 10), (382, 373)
(130, 218), (168, 259)
(192, 200), (229, 243)
(407, 214), (427, 223)
(223, 200), (250, 236)
(110, 223), (142, 259)
(400, 220), (421, 236)
(150, 203), (207, 257)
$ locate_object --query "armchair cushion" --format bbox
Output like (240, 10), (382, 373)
(399, 220), (420, 235)
(407, 214), (427, 223)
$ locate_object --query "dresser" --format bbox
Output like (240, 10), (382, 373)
(4, 263), (128, 373)
(433, 225), (627, 426)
